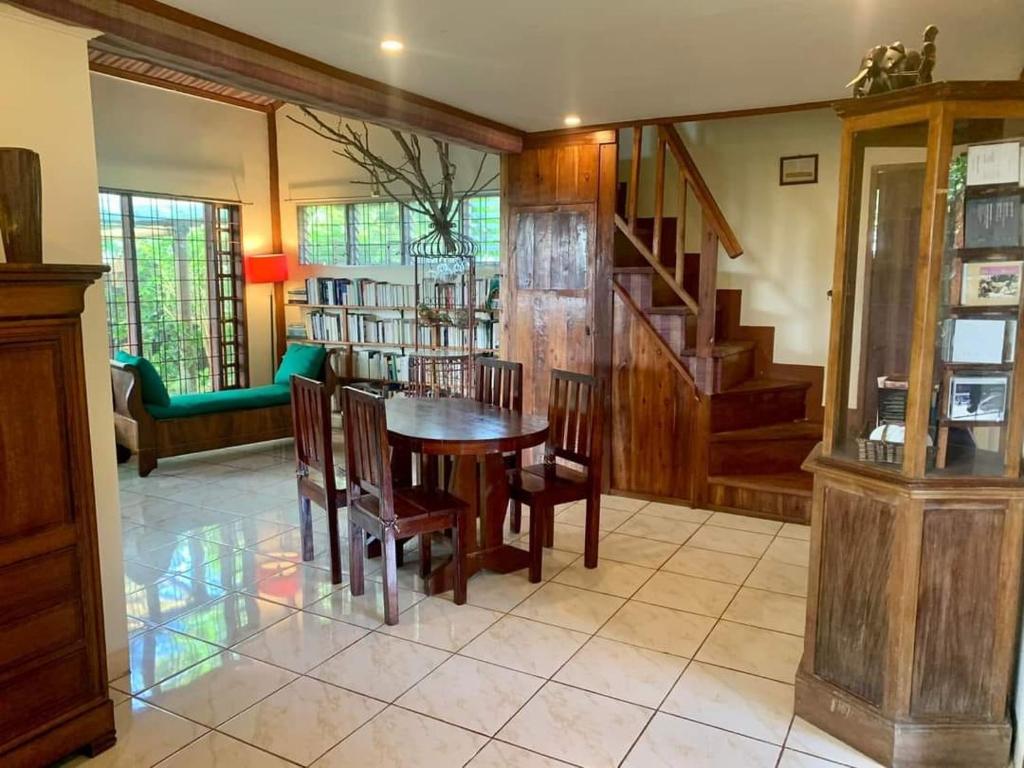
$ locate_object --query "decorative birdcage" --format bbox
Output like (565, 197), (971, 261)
(408, 218), (477, 398)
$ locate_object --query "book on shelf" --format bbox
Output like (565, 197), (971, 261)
(298, 275), (500, 309)
(285, 323), (307, 340)
(350, 350), (410, 382)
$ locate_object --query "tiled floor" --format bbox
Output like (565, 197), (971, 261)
(61, 440), (885, 768)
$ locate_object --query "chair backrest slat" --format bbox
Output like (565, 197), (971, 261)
(545, 369), (603, 468)
(291, 375), (336, 493)
(474, 358), (523, 414)
(342, 386), (395, 519)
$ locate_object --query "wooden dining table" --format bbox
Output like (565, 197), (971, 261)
(385, 396), (548, 595)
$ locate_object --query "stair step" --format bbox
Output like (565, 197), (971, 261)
(711, 377), (810, 432)
(709, 472), (813, 496)
(612, 266), (654, 275)
(647, 306), (692, 316)
(682, 341), (755, 359)
(718, 377), (810, 396)
(707, 472), (813, 523)
(712, 421), (822, 442)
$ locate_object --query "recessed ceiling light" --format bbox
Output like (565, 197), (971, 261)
(380, 39), (404, 53)
(563, 114), (582, 127)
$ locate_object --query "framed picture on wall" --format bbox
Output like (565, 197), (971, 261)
(779, 154), (818, 186)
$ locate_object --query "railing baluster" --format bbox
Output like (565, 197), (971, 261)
(627, 125), (642, 231)
(696, 211), (719, 391)
(652, 137), (666, 263)
(675, 177), (687, 286)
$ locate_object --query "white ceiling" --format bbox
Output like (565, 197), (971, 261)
(164, 0), (1024, 132)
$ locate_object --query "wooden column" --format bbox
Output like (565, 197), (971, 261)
(267, 108), (286, 366)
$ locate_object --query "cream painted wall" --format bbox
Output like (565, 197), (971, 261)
(90, 75), (277, 384)
(0, 7), (128, 676)
(620, 109), (842, 367)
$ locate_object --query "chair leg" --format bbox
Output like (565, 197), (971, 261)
(543, 504), (555, 548)
(510, 500), (522, 534)
(419, 533), (432, 579)
(298, 495), (314, 562)
(452, 515), (467, 605)
(584, 492), (601, 569)
(137, 449), (157, 477)
(382, 528), (400, 626)
(528, 503), (546, 583)
(348, 521), (365, 597)
(326, 499), (343, 585)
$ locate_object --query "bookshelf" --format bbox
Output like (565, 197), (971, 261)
(285, 274), (500, 386)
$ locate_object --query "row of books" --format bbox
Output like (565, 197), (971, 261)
(298, 276), (498, 309)
(303, 311), (497, 349)
(350, 350), (410, 382)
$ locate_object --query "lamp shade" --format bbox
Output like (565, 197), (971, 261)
(244, 253), (288, 284)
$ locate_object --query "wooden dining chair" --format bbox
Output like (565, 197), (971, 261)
(474, 357), (526, 532)
(291, 375), (345, 584)
(342, 386), (469, 625)
(509, 369), (604, 583)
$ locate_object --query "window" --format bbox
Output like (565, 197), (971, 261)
(297, 194), (500, 266)
(99, 191), (248, 395)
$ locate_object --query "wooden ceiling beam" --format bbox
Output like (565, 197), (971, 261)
(9, 0), (524, 153)
(89, 60), (275, 113)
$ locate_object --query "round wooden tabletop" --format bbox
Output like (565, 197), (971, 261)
(385, 396), (548, 456)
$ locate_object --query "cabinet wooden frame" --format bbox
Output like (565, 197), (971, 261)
(803, 82), (1024, 768)
(822, 85), (1024, 480)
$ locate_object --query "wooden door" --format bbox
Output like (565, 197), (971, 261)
(501, 135), (617, 442)
(508, 203), (595, 417)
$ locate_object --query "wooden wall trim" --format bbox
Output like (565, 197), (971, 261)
(526, 99), (834, 142)
(89, 61), (275, 112)
(10, 0), (523, 153)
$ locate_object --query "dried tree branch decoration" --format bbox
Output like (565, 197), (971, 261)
(287, 106), (498, 256)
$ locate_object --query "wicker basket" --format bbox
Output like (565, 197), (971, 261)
(857, 435), (904, 464)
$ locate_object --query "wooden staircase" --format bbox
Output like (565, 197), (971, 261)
(612, 123), (820, 522)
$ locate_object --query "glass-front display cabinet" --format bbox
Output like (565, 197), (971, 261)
(798, 82), (1024, 768)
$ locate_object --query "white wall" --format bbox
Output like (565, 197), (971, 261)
(620, 109), (842, 367)
(90, 75), (277, 384)
(0, 7), (128, 676)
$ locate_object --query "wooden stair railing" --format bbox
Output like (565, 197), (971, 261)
(618, 123), (744, 393)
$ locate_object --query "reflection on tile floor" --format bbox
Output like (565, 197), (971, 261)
(59, 439), (884, 768)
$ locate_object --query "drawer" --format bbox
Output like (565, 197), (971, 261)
(0, 649), (96, 746)
(0, 548), (78, 621)
(0, 600), (83, 670)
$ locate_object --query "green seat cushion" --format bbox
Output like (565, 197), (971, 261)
(145, 384), (291, 420)
(114, 351), (171, 407)
(273, 343), (326, 386)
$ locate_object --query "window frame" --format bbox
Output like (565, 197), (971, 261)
(297, 193), (501, 267)
(99, 188), (249, 394)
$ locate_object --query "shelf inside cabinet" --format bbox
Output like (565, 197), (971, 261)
(946, 304), (1020, 318)
(952, 246), (1024, 261)
(939, 362), (1014, 372)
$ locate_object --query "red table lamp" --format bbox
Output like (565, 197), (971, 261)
(244, 254), (289, 379)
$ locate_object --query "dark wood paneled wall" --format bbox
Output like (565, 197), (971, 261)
(610, 291), (696, 498)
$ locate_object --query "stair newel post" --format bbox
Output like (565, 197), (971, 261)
(652, 137), (666, 261)
(696, 212), (718, 393)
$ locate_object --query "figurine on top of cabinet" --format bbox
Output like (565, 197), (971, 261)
(846, 25), (938, 97)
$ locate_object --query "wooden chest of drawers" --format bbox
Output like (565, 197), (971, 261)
(0, 264), (115, 766)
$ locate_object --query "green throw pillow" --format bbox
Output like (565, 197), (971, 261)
(114, 351), (171, 407)
(274, 343), (326, 386)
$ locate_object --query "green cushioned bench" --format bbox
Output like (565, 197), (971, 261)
(144, 384), (292, 420)
(111, 345), (338, 477)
